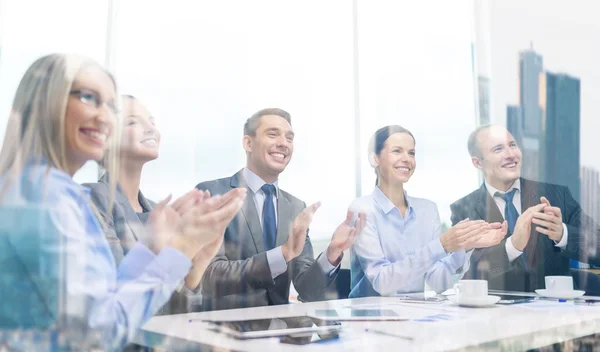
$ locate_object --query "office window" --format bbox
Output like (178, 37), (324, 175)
(115, 1), (356, 242)
(0, 0), (109, 183)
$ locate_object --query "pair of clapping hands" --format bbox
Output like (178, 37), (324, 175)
(444, 197), (563, 253)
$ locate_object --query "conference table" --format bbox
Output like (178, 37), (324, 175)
(132, 292), (600, 351)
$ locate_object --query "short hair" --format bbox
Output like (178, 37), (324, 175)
(467, 124), (493, 158)
(368, 125), (415, 156)
(243, 108), (291, 136)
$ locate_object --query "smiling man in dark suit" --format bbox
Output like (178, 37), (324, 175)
(451, 124), (597, 292)
(196, 108), (366, 311)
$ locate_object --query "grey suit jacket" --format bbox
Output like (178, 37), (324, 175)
(84, 174), (192, 315)
(196, 170), (337, 311)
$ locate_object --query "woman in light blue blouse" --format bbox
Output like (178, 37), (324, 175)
(349, 125), (507, 297)
(0, 54), (245, 351)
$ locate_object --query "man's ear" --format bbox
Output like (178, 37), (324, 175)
(242, 135), (252, 153)
(471, 156), (483, 170)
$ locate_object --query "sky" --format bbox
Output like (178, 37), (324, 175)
(486, 0), (600, 171)
(0, 0), (481, 239)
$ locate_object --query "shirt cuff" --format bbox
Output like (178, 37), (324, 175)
(317, 252), (340, 277)
(152, 247), (193, 283)
(266, 246), (288, 279)
(117, 242), (156, 282)
(447, 249), (467, 273)
(554, 223), (569, 248)
(505, 236), (523, 262)
(459, 249), (474, 274)
(178, 281), (202, 296)
(433, 237), (448, 257)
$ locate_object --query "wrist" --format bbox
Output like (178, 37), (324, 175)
(556, 227), (565, 242)
(326, 245), (342, 265)
(440, 233), (450, 253)
(281, 243), (292, 263)
(510, 234), (526, 251)
(168, 236), (197, 260)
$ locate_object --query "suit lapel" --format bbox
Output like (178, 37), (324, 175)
(276, 192), (293, 247)
(117, 190), (145, 241)
(138, 191), (155, 211)
(520, 178), (540, 211)
(231, 170), (265, 253)
(519, 178), (541, 266)
(474, 184), (505, 225)
(100, 173), (145, 241)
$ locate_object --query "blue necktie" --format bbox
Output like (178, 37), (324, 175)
(497, 189), (528, 268)
(261, 184), (277, 251)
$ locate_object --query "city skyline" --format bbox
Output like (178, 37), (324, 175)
(506, 46), (583, 201)
(488, 0), (600, 173)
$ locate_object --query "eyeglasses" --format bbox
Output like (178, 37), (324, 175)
(70, 89), (119, 115)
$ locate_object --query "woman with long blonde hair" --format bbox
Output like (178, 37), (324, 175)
(86, 95), (211, 314)
(0, 54), (245, 350)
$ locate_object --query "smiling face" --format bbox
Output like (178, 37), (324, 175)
(64, 64), (116, 174)
(372, 132), (416, 186)
(472, 125), (522, 190)
(243, 114), (294, 182)
(120, 97), (160, 163)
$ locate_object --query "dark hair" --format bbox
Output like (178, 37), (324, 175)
(368, 125), (415, 185)
(243, 108), (292, 136)
(368, 125), (415, 156)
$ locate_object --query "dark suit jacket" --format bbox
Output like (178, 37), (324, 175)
(196, 170), (337, 311)
(85, 174), (192, 315)
(450, 178), (597, 292)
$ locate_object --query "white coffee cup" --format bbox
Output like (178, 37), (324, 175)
(545, 276), (573, 292)
(453, 280), (488, 299)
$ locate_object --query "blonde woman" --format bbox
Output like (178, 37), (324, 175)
(86, 95), (209, 313)
(0, 54), (245, 350)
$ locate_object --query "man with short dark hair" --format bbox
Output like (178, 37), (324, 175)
(451, 124), (598, 292)
(196, 108), (366, 310)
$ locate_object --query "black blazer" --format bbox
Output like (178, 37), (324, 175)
(450, 178), (597, 292)
(196, 169), (338, 311)
(85, 174), (192, 315)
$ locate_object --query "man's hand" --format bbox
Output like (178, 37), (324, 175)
(282, 202), (321, 263)
(326, 211), (367, 265)
(511, 203), (546, 251)
(532, 196), (564, 242)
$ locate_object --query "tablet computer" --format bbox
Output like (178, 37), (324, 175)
(308, 309), (408, 321)
(496, 294), (537, 304)
(204, 316), (342, 339)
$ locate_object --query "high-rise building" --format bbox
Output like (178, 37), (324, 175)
(519, 46), (544, 137)
(506, 105), (522, 146)
(581, 166), (599, 257)
(516, 46), (544, 181)
(539, 71), (581, 202)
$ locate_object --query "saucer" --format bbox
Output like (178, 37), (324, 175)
(535, 289), (585, 300)
(447, 295), (500, 307)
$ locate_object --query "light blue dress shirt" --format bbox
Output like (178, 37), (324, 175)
(0, 163), (192, 351)
(242, 168), (338, 278)
(349, 187), (468, 297)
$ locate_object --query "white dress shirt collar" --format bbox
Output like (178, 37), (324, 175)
(243, 167), (279, 197)
(485, 178), (521, 199)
